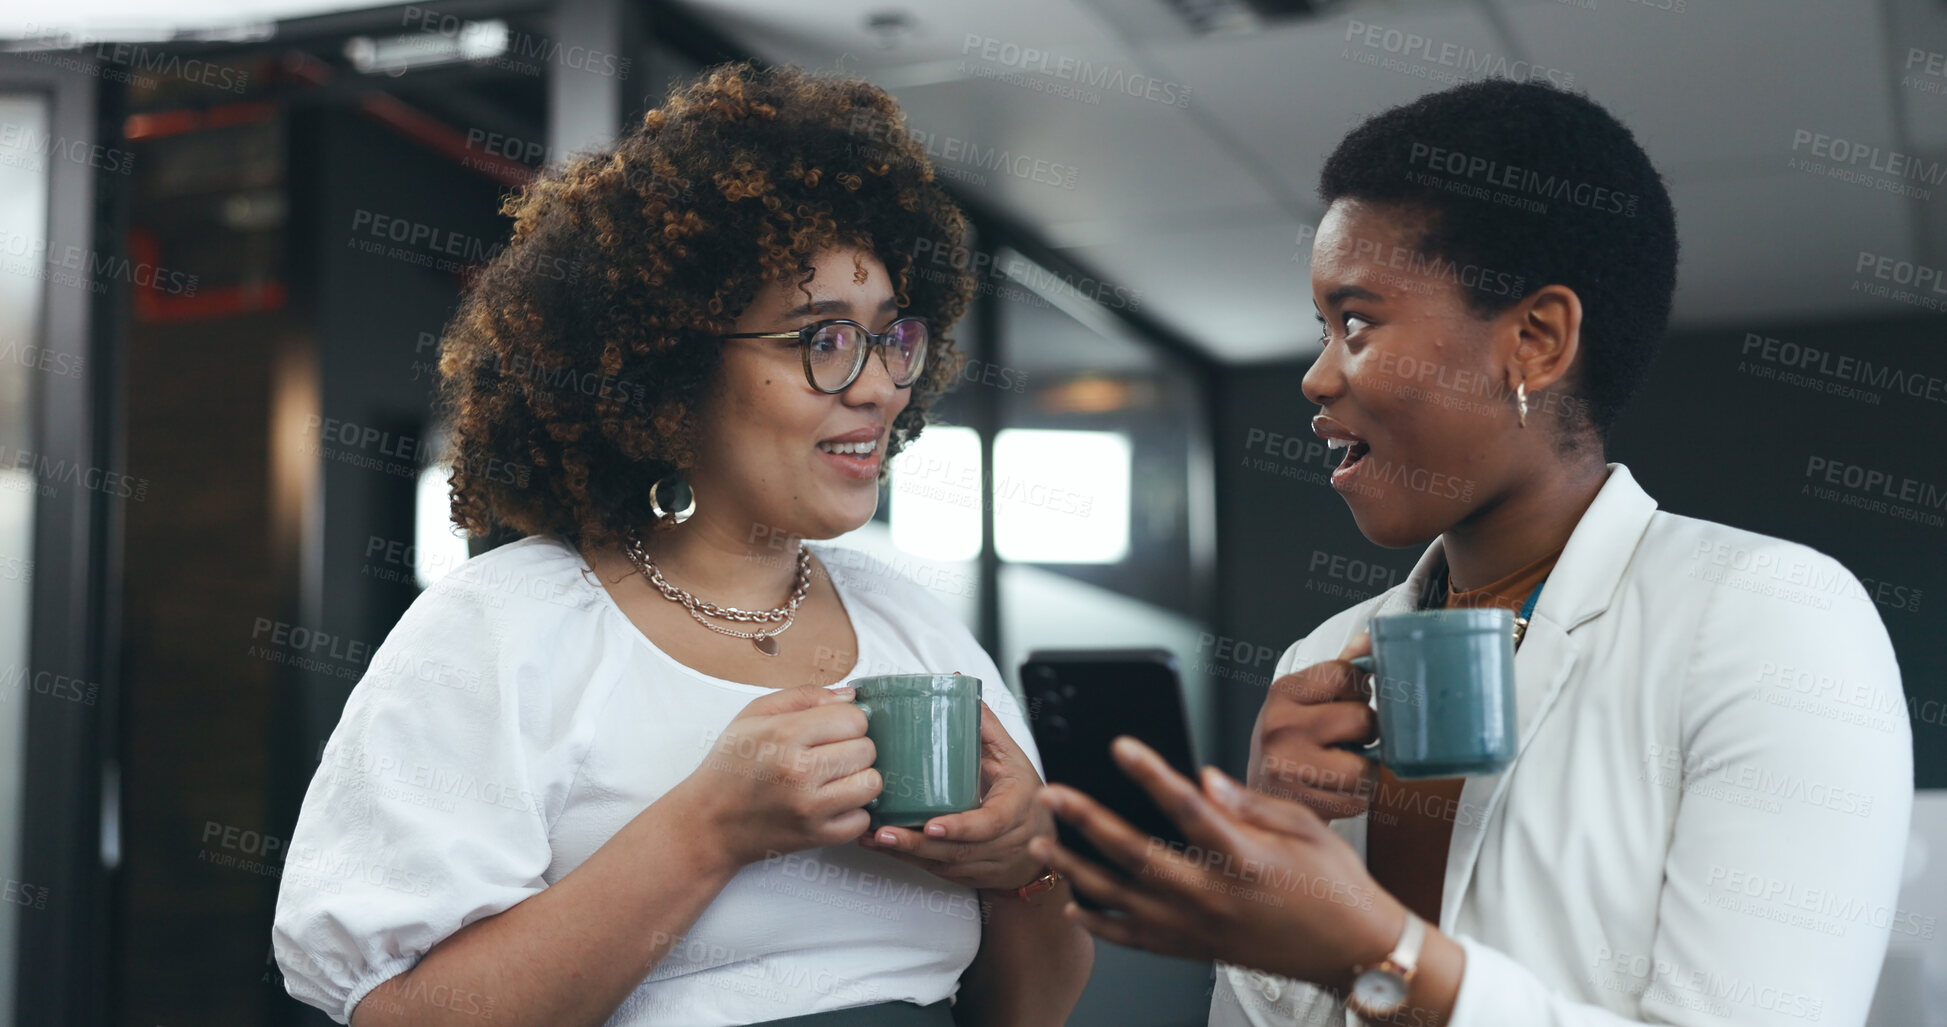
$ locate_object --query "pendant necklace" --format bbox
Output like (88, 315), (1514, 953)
(622, 531), (811, 656)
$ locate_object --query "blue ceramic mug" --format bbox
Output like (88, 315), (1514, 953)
(1342, 608), (1519, 779)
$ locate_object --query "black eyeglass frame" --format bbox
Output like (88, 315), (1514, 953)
(720, 316), (931, 395)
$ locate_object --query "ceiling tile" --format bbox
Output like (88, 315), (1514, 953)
(1057, 209), (1316, 362)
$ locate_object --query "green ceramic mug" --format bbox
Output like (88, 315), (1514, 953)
(851, 673), (982, 827)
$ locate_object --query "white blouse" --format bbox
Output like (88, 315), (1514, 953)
(272, 535), (1043, 1026)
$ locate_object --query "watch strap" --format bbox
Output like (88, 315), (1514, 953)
(1004, 866), (1062, 899)
(1388, 911), (1427, 974)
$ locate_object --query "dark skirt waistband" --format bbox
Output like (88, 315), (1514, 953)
(742, 997), (955, 1026)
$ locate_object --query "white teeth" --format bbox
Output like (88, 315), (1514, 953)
(1325, 437), (1351, 450)
(819, 439), (879, 456)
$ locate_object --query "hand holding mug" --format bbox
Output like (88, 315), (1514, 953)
(682, 683), (881, 868)
(860, 698), (1054, 892)
(1247, 633), (1379, 821)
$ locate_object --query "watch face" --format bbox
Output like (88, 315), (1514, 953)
(1351, 970), (1409, 1013)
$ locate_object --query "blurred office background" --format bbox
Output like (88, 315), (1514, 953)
(0, 0), (1942, 1023)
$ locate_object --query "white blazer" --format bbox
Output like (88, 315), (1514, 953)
(1211, 463), (1913, 1027)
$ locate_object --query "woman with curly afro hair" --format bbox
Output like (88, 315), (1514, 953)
(273, 63), (1092, 1027)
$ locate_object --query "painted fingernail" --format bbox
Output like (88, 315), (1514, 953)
(877, 829), (897, 845)
(925, 823), (946, 837)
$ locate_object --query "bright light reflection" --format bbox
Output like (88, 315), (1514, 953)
(995, 429), (1129, 564)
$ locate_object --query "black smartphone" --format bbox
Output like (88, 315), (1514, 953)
(1019, 648), (1202, 911)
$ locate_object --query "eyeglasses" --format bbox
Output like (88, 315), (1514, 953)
(721, 317), (930, 394)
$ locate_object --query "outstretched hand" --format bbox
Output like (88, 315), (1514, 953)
(1026, 735), (1408, 986)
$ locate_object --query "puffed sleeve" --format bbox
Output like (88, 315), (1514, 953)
(1445, 544), (1913, 1027)
(272, 575), (563, 1024)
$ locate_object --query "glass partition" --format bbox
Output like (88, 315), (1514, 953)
(0, 89), (51, 1027)
(846, 246), (1216, 755)
(994, 251), (1217, 760)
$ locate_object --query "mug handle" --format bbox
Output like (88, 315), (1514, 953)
(854, 698), (879, 811)
(1330, 655), (1382, 760)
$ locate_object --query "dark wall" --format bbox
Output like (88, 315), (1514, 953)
(300, 100), (507, 697)
(1213, 313), (1947, 788)
(264, 104), (517, 1025)
(118, 309), (289, 1027)
(114, 111), (298, 1026)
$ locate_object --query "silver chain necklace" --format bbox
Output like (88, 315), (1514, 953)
(622, 532), (811, 656)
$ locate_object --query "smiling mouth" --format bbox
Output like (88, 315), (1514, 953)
(816, 438), (880, 458)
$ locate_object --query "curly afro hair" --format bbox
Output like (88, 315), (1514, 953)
(435, 62), (977, 548)
(1319, 78), (1679, 440)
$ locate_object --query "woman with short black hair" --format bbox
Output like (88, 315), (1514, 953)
(1028, 78), (1910, 1027)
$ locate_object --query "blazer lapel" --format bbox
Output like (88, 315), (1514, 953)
(1438, 615), (1579, 930)
(1432, 463), (1660, 931)
(1336, 464), (1660, 920)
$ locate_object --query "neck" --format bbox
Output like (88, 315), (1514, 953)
(1440, 453), (1608, 592)
(631, 508), (807, 609)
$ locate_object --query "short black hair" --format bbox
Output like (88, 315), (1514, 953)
(1318, 78), (1678, 440)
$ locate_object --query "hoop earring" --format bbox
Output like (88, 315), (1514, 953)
(649, 473), (696, 525)
(1516, 381), (1529, 429)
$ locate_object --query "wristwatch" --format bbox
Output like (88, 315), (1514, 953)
(1343, 911), (1426, 1019)
(1004, 865), (1063, 899)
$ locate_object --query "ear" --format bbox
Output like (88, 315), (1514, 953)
(1507, 283), (1583, 394)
